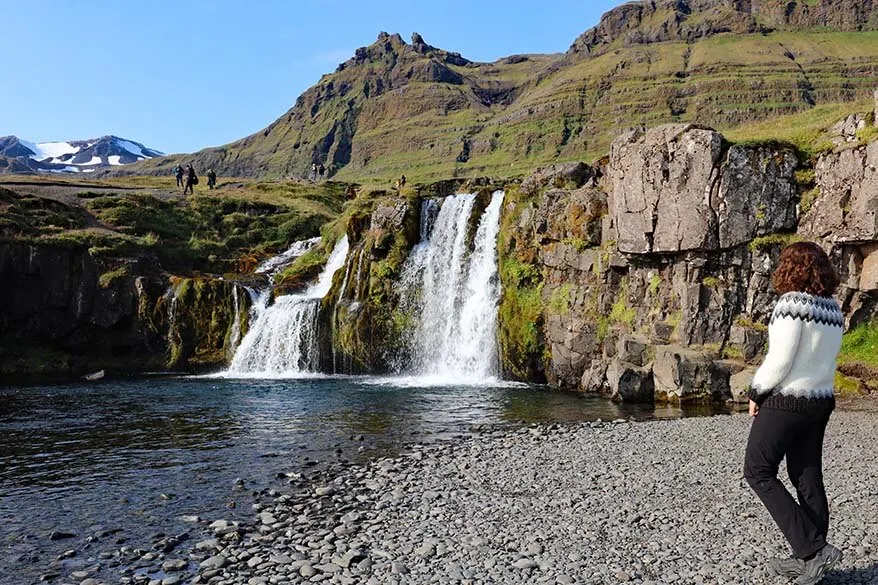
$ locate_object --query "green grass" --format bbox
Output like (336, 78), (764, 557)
(1, 178), (348, 273)
(725, 100), (873, 156)
(749, 233), (803, 252)
(839, 320), (878, 367)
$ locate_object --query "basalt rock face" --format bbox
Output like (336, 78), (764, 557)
(165, 277), (252, 370)
(0, 243), (167, 378)
(0, 242), (252, 379)
(499, 124), (878, 404)
(569, 0), (878, 56)
(319, 194), (422, 374)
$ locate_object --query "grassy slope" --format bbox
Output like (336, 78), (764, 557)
(0, 175), (349, 273)
(118, 28), (878, 187)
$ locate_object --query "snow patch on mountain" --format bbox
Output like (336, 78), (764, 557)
(0, 135), (164, 174)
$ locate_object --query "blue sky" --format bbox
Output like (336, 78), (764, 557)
(1, 0), (621, 154)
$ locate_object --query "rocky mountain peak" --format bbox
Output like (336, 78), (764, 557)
(569, 0), (878, 55)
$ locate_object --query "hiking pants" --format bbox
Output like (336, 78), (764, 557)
(744, 406), (832, 559)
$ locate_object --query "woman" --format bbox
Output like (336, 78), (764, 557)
(744, 241), (844, 585)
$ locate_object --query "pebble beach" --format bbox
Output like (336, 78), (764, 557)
(58, 411), (878, 585)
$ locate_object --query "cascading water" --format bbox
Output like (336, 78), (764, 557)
(255, 236), (321, 277)
(226, 237), (349, 376)
(227, 285), (243, 360)
(397, 191), (505, 382)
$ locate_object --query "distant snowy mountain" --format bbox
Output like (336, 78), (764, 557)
(0, 135), (163, 174)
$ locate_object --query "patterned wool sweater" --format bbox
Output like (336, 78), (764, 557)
(747, 291), (843, 413)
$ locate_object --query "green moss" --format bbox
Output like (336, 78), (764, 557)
(856, 124), (878, 146)
(839, 320), (878, 367)
(794, 168), (816, 188)
(754, 204), (767, 221)
(799, 187), (820, 214)
(735, 315), (769, 332)
(835, 371), (864, 398)
(649, 274), (662, 296)
(722, 345), (745, 361)
(276, 247), (327, 290)
(547, 284), (572, 315)
(749, 233), (802, 252)
(609, 280), (635, 327)
(98, 266), (129, 289)
(702, 276), (721, 288)
(562, 237), (591, 252)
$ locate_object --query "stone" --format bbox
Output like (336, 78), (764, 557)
(606, 359), (655, 403)
(714, 144), (798, 249)
(652, 345), (731, 403)
(198, 554), (228, 570)
(729, 366), (757, 403)
(49, 531), (76, 541)
(299, 563), (316, 578)
(616, 335), (649, 366)
(520, 162), (596, 197)
(161, 559), (187, 572)
(314, 486), (336, 497)
(859, 244), (878, 291)
(513, 558), (539, 569)
(162, 576), (182, 585)
(609, 124), (723, 254)
(800, 142), (878, 242)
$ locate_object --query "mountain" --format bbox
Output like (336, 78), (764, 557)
(0, 135), (163, 174)
(126, 0), (878, 182)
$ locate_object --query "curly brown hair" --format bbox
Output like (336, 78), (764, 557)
(772, 241), (839, 297)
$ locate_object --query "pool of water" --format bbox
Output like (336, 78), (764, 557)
(0, 375), (731, 582)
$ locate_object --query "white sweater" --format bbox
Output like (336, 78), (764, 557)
(749, 291), (843, 403)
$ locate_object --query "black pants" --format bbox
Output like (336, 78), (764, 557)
(744, 406), (832, 559)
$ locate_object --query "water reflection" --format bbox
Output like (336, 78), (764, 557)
(0, 376), (734, 584)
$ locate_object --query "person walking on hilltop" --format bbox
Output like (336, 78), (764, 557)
(174, 164), (184, 188)
(183, 164), (198, 196)
(743, 242), (844, 585)
(207, 168), (217, 190)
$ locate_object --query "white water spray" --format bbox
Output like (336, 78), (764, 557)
(226, 236), (349, 376)
(397, 191), (505, 382)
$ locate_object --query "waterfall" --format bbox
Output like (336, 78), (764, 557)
(256, 236), (321, 277)
(226, 236), (349, 376)
(397, 191), (505, 382)
(227, 285), (243, 359)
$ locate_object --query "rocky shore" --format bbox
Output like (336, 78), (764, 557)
(62, 410), (878, 585)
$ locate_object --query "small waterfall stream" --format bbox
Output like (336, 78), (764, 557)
(397, 191), (505, 382)
(226, 237), (349, 376)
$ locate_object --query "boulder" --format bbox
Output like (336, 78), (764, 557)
(714, 145), (798, 249)
(729, 365), (757, 404)
(609, 124), (723, 254)
(859, 244), (878, 291)
(728, 323), (767, 362)
(606, 359), (654, 403)
(652, 345), (731, 403)
(800, 142), (878, 242)
(829, 114), (868, 146)
(615, 335), (649, 366)
(580, 358), (610, 393)
(520, 162), (596, 197)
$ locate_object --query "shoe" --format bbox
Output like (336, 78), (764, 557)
(768, 556), (805, 578)
(794, 544), (843, 585)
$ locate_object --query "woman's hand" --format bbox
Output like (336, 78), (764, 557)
(749, 399), (759, 417)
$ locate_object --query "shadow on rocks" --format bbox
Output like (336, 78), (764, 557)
(823, 565), (878, 584)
